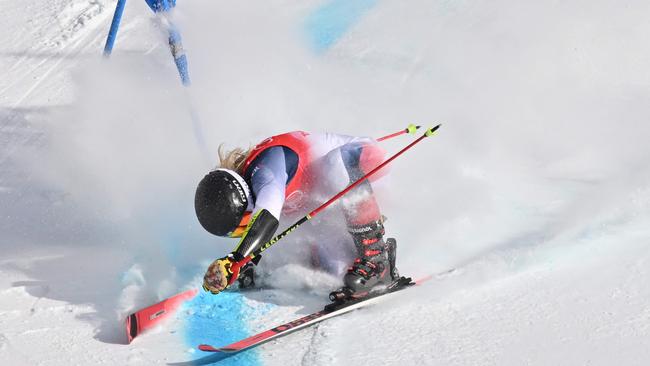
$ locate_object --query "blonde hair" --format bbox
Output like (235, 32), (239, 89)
(217, 144), (251, 174)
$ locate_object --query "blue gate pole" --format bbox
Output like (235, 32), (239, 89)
(168, 25), (190, 86)
(145, 0), (189, 84)
(104, 0), (128, 56)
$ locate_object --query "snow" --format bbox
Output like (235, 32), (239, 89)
(2, 0), (650, 365)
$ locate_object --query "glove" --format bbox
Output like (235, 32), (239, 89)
(203, 254), (240, 294)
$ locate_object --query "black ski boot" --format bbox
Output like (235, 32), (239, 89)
(237, 262), (256, 289)
(330, 221), (400, 301)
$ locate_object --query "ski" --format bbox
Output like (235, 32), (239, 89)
(197, 276), (427, 353)
(126, 288), (198, 343)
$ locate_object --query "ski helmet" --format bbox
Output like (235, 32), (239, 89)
(195, 169), (251, 237)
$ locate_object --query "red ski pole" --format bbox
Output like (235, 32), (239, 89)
(230, 124), (442, 272)
(376, 124), (420, 142)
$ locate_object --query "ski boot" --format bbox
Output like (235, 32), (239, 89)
(237, 262), (256, 289)
(329, 221), (400, 302)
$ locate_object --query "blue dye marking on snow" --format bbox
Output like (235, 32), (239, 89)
(183, 291), (264, 365)
(304, 0), (379, 53)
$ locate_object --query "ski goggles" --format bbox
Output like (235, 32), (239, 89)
(229, 211), (252, 238)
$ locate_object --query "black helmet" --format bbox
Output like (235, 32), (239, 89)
(195, 169), (251, 236)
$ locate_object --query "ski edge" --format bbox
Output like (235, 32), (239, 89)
(197, 275), (430, 353)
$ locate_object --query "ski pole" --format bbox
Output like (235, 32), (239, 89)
(230, 124), (442, 272)
(376, 124), (420, 142)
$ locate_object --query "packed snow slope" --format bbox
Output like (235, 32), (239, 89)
(1, 0), (650, 365)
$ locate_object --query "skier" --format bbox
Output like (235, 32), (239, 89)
(194, 131), (400, 298)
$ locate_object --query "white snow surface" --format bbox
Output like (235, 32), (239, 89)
(2, 0), (650, 365)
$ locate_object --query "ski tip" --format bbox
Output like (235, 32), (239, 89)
(125, 313), (138, 344)
(198, 344), (221, 352)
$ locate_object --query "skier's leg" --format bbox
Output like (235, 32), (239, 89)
(338, 143), (398, 294)
(309, 206), (355, 277)
(308, 147), (365, 277)
(312, 236), (355, 276)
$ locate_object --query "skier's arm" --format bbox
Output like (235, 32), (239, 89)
(231, 209), (278, 259)
(203, 147), (289, 294)
(202, 208), (279, 294)
(232, 146), (288, 257)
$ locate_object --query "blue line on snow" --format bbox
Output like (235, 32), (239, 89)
(304, 0), (379, 53)
(183, 291), (262, 365)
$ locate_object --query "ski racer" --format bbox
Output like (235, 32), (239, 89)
(194, 131), (400, 298)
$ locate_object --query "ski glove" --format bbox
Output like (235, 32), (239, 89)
(203, 254), (240, 294)
(203, 209), (278, 295)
